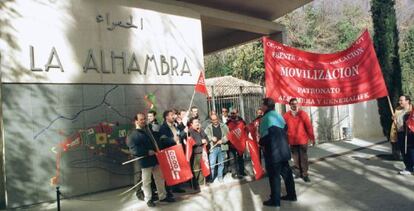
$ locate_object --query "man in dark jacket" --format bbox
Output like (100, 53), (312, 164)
(188, 117), (209, 190)
(259, 98), (297, 207)
(126, 113), (175, 207)
(158, 109), (186, 194)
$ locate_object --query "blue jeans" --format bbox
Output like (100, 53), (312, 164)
(209, 147), (224, 180)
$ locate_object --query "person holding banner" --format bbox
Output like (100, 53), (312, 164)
(188, 117), (209, 190)
(126, 113), (175, 207)
(259, 98), (296, 207)
(283, 98), (315, 182)
(159, 109), (186, 194)
(205, 114), (230, 183)
(390, 95), (414, 175)
(226, 108), (247, 179)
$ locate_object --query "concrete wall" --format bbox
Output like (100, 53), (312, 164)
(0, 0), (205, 208)
(351, 100), (384, 139)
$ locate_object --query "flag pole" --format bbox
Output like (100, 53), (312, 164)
(387, 96), (395, 116)
(187, 89), (196, 114)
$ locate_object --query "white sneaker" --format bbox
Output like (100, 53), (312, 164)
(399, 170), (413, 175)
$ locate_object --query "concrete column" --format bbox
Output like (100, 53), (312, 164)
(0, 52), (6, 209)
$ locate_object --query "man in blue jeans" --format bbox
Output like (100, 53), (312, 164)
(205, 114), (230, 182)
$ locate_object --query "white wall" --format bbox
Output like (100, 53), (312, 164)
(351, 100), (384, 139)
(0, 0), (204, 84)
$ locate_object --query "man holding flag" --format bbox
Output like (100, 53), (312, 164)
(205, 114), (229, 183)
(159, 109), (187, 195)
(226, 109), (247, 179)
(187, 117), (210, 190)
(126, 113), (175, 207)
(390, 95), (414, 175)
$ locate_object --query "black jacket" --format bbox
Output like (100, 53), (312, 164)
(126, 127), (158, 168)
(189, 128), (209, 154)
(259, 126), (291, 163)
(158, 122), (178, 149)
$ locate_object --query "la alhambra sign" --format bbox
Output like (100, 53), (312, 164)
(0, 0), (204, 84)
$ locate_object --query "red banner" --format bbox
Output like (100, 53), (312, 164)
(186, 137), (196, 162)
(263, 30), (388, 106)
(227, 122), (247, 155)
(246, 118), (261, 143)
(200, 145), (211, 177)
(195, 71), (208, 95)
(247, 139), (264, 180)
(156, 144), (193, 186)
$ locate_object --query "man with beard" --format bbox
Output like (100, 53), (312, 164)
(159, 109), (186, 194)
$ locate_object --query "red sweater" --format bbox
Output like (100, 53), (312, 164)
(283, 110), (315, 145)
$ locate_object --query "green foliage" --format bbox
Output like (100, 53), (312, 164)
(204, 41), (265, 85)
(400, 27), (414, 96)
(231, 41), (265, 85)
(371, 0), (402, 138)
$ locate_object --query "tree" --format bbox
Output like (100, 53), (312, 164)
(371, 0), (402, 138)
(400, 27), (414, 96)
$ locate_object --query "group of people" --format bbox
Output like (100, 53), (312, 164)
(126, 97), (317, 208)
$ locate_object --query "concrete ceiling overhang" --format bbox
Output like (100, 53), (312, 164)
(153, 0), (312, 54)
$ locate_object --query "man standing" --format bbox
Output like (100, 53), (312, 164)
(259, 98), (296, 208)
(390, 95), (413, 175)
(205, 114), (229, 182)
(226, 108), (246, 178)
(188, 117), (209, 190)
(283, 98), (315, 182)
(159, 109), (186, 193)
(126, 113), (175, 207)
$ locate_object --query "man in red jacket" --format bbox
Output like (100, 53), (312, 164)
(283, 98), (315, 182)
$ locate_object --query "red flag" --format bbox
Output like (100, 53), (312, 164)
(156, 144), (193, 186)
(407, 110), (414, 133)
(246, 118), (261, 143)
(195, 71), (208, 95)
(227, 122), (247, 156)
(200, 145), (211, 177)
(263, 30), (388, 106)
(186, 137), (196, 162)
(247, 139), (264, 180)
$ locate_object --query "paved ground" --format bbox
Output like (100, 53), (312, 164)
(25, 137), (414, 211)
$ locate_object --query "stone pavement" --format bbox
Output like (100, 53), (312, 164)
(25, 137), (414, 211)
